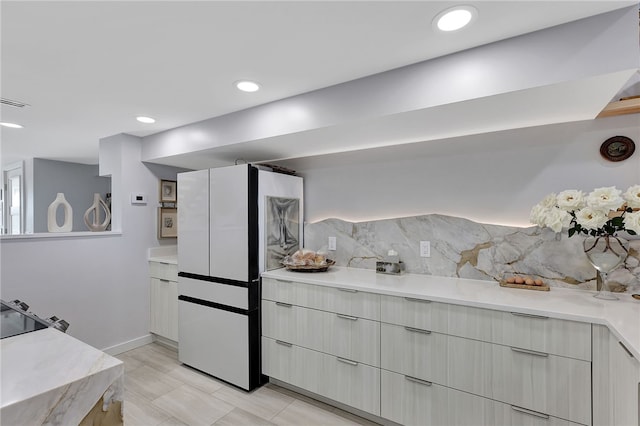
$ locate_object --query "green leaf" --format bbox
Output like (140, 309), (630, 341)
(568, 228), (576, 237)
(628, 229), (637, 235)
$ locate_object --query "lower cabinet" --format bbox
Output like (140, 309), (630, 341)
(592, 324), (640, 426)
(381, 370), (585, 426)
(262, 337), (380, 415)
(149, 261), (179, 342)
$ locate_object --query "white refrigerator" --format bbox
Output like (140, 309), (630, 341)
(177, 164), (303, 391)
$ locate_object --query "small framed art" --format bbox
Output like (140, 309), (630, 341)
(158, 207), (178, 239)
(160, 180), (177, 203)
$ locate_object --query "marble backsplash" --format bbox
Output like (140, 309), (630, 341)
(303, 214), (640, 294)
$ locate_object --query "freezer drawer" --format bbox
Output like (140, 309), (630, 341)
(178, 276), (248, 310)
(178, 299), (250, 389)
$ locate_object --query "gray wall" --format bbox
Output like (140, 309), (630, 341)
(33, 159), (111, 232)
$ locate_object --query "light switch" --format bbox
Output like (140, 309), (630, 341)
(328, 236), (337, 251)
(420, 241), (431, 257)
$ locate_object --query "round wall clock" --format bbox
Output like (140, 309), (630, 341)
(600, 136), (635, 162)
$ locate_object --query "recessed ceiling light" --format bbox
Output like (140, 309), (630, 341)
(235, 80), (261, 92)
(136, 116), (156, 124)
(0, 122), (24, 129)
(434, 6), (477, 32)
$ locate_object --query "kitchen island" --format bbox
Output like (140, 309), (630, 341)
(261, 266), (640, 426)
(0, 328), (124, 425)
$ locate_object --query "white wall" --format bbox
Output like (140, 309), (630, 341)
(283, 114), (640, 228)
(0, 134), (187, 351)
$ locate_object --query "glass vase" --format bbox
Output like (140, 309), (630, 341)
(583, 235), (629, 300)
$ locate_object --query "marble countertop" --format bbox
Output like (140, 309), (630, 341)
(148, 254), (178, 264)
(262, 266), (640, 359)
(0, 328), (124, 425)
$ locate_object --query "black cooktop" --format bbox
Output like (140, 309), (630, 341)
(1, 300), (49, 339)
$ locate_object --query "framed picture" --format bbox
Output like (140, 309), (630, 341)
(265, 196), (300, 270)
(160, 180), (177, 203)
(158, 207), (178, 239)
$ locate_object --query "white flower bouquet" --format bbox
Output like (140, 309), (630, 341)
(530, 185), (640, 237)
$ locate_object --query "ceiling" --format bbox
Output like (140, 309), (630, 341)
(1, 1), (637, 167)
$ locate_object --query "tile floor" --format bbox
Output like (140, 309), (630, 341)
(116, 343), (380, 426)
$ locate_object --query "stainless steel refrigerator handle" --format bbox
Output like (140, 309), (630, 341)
(404, 326), (432, 335)
(404, 297), (431, 303)
(336, 314), (358, 321)
(336, 357), (358, 366)
(511, 347), (549, 357)
(510, 312), (549, 320)
(511, 405), (550, 420)
(405, 376), (432, 386)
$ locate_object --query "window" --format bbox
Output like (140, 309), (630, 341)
(3, 163), (24, 234)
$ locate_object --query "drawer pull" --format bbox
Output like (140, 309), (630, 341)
(337, 357), (358, 366)
(404, 326), (432, 335)
(404, 297), (431, 303)
(275, 302), (293, 308)
(511, 312), (548, 320)
(511, 347), (549, 357)
(337, 288), (358, 293)
(159, 279), (170, 283)
(275, 340), (292, 347)
(511, 405), (549, 420)
(405, 376), (432, 386)
(275, 279), (292, 283)
(160, 262), (170, 265)
(337, 314), (358, 321)
(618, 341), (635, 358)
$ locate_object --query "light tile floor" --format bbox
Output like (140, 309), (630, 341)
(116, 343), (380, 426)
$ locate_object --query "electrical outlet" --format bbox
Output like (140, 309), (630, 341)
(328, 236), (337, 251)
(420, 241), (431, 257)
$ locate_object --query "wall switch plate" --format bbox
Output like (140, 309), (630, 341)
(328, 236), (337, 251)
(420, 241), (431, 257)
(130, 193), (147, 205)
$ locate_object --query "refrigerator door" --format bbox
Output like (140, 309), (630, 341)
(178, 298), (250, 389)
(209, 165), (257, 283)
(177, 169), (210, 276)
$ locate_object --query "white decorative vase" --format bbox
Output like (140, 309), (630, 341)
(48, 193), (73, 232)
(83, 193), (111, 232)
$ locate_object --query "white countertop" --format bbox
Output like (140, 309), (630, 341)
(0, 328), (124, 425)
(262, 266), (640, 359)
(148, 255), (178, 264)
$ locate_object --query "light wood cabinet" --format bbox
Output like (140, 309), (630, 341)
(447, 304), (591, 361)
(261, 278), (380, 415)
(262, 300), (380, 366)
(262, 277), (380, 320)
(149, 261), (179, 342)
(592, 324), (640, 426)
(380, 294), (448, 332)
(262, 274), (638, 426)
(381, 370), (585, 426)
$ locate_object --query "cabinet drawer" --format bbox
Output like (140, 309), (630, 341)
(380, 294), (448, 332)
(262, 337), (380, 416)
(447, 335), (591, 425)
(447, 304), (591, 361)
(262, 300), (380, 366)
(149, 261), (178, 281)
(262, 277), (380, 320)
(382, 370), (585, 426)
(380, 323), (447, 384)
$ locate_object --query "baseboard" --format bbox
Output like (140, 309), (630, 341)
(101, 334), (154, 356)
(270, 378), (398, 426)
(152, 334), (178, 351)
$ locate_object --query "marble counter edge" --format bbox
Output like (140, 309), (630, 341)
(261, 266), (640, 359)
(1, 329), (125, 424)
